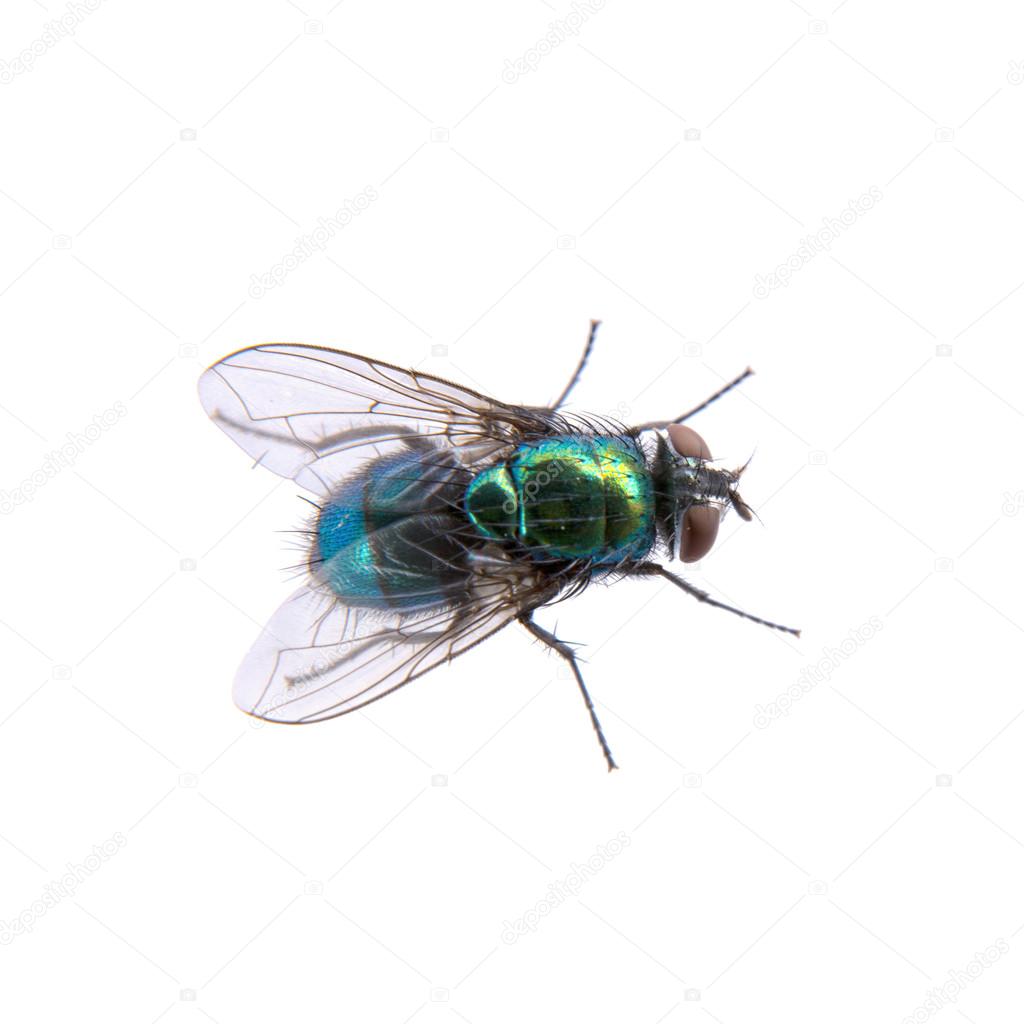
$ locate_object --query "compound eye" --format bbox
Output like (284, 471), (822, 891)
(680, 504), (720, 562)
(667, 423), (712, 462)
(667, 424), (719, 561)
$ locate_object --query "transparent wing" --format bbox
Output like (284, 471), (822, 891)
(234, 556), (548, 723)
(198, 343), (544, 496)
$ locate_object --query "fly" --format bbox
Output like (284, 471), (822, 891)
(198, 322), (799, 770)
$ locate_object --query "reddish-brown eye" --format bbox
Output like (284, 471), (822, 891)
(666, 424), (719, 561)
(679, 504), (720, 562)
(666, 423), (712, 462)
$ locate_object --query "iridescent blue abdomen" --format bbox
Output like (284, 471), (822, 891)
(316, 448), (466, 610)
(465, 435), (655, 564)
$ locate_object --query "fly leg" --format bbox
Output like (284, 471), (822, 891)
(518, 612), (617, 771)
(633, 367), (754, 430)
(630, 562), (801, 637)
(551, 320), (600, 410)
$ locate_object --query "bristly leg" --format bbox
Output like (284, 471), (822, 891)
(518, 612), (617, 771)
(633, 367), (754, 431)
(551, 320), (601, 411)
(631, 562), (801, 637)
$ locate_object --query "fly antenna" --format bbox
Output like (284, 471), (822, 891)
(728, 450), (759, 523)
(729, 489), (756, 522)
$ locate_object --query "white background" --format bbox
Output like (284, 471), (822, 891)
(2, 1), (1023, 1021)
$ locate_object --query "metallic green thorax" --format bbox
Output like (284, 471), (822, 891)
(465, 436), (655, 564)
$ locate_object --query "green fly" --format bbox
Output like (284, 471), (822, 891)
(199, 323), (798, 770)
